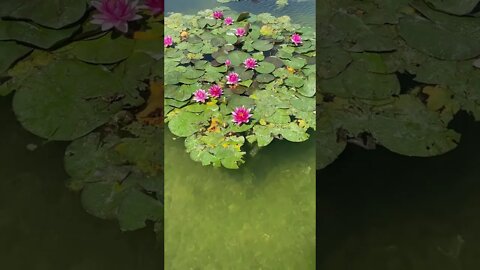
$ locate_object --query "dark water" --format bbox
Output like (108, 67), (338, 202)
(317, 113), (480, 269)
(0, 95), (163, 270)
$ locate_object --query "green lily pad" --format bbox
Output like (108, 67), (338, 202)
(426, 0), (480, 15)
(168, 110), (207, 137)
(13, 59), (139, 141)
(255, 62), (276, 74)
(0, 41), (31, 74)
(252, 40), (274, 51)
(117, 189), (163, 231)
(0, 20), (79, 49)
(71, 34), (135, 64)
(0, 0), (87, 29)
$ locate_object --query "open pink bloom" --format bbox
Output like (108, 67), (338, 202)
(164, 35), (173, 47)
(225, 59), (231, 66)
(232, 106), (252, 125)
(243, 58), (257, 70)
(291, 33), (302, 46)
(213, 10), (224, 19)
(90, 0), (142, 33)
(226, 72), (241, 84)
(144, 0), (164, 15)
(224, 17), (234, 25)
(193, 89), (208, 103)
(235, 27), (246, 37)
(209, 84), (223, 98)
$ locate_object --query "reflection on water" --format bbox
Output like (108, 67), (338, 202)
(318, 113), (480, 270)
(165, 131), (315, 269)
(0, 95), (163, 270)
(166, 0), (315, 27)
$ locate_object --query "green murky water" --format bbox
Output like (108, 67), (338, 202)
(0, 95), (163, 269)
(164, 1), (316, 269)
(165, 131), (315, 269)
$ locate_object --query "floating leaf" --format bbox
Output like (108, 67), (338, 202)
(0, 41), (31, 74)
(71, 34), (135, 64)
(0, 20), (79, 49)
(0, 0), (87, 29)
(255, 62), (276, 74)
(13, 60), (140, 140)
(252, 40), (274, 51)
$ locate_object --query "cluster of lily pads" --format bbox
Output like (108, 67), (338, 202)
(164, 7), (316, 169)
(0, 0), (163, 233)
(317, 0), (480, 169)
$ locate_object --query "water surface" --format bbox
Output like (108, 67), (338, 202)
(0, 95), (163, 270)
(318, 114), (480, 270)
(164, 1), (316, 269)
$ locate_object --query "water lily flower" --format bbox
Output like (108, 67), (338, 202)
(164, 35), (173, 47)
(209, 84), (223, 98)
(213, 10), (224, 20)
(193, 89), (208, 103)
(226, 72), (241, 85)
(224, 17), (234, 25)
(232, 106), (252, 125)
(144, 0), (164, 15)
(235, 27), (246, 37)
(225, 59), (231, 66)
(291, 33), (302, 46)
(243, 58), (257, 70)
(90, 0), (142, 33)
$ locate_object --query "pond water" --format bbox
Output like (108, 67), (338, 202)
(166, 0), (315, 28)
(164, 0), (316, 269)
(0, 95), (163, 270)
(318, 113), (480, 270)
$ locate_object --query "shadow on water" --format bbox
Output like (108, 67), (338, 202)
(317, 111), (480, 270)
(0, 95), (163, 270)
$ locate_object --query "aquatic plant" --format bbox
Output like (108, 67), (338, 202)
(0, 0), (164, 234)
(291, 33), (302, 45)
(90, 0), (142, 32)
(193, 89), (209, 103)
(232, 106), (253, 125)
(144, 0), (164, 15)
(224, 16), (234, 25)
(317, 0), (480, 170)
(209, 84), (224, 98)
(243, 57), (258, 70)
(165, 8), (316, 169)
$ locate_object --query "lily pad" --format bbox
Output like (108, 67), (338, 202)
(13, 60), (139, 141)
(255, 62), (276, 74)
(0, 20), (79, 49)
(0, 0), (87, 29)
(71, 34), (135, 64)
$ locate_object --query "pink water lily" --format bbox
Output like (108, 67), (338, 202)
(235, 27), (246, 37)
(209, 84), (223, 98)
(291, 33), (302, 46)
(90, 0), (142, 33)
(144, 0), (164, 15)
(164, 35), (173, 47)
(224, 17), (234, 25)
(243, 58), (257, 70)
(225, 59), (231, 66)
(226, 72), (241, 85)
(232, 106), (252, 125)
(213, 10), (224, 19)
(193, 89), (208, 103)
